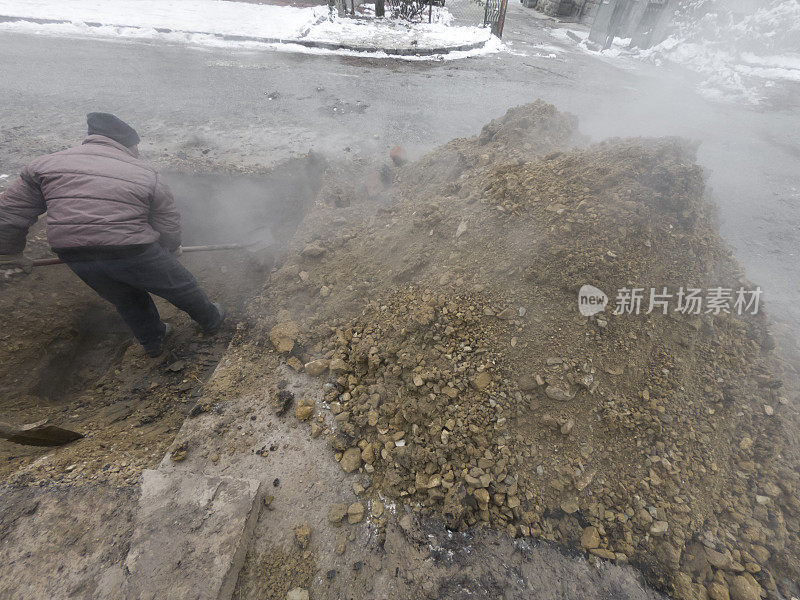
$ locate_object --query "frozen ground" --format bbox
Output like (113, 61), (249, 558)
(0, 0), (498, 57)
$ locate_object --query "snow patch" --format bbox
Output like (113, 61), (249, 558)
(547, 0), (800, 104)
(0, 0), (500, 59)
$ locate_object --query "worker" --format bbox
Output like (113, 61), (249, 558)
(0, 113), (225, 357)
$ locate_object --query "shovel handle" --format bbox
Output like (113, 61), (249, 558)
(32, 257), (64, 267)
(32, 243), (252, 268)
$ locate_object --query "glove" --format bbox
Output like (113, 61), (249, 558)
(170, 246), (183, 258)
(0, 253), (33, 274)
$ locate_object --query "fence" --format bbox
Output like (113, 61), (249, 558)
(445, 0), (488, 26)
(333, 0), (508, 37)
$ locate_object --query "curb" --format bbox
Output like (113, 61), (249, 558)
(0, 15), (489, 56)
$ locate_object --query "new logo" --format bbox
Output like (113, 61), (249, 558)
(578, 285), (608, 317)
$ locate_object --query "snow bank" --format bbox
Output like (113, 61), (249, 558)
(0, 0), (328, 39)
(640, 0), (800, 103)
(550, 0), (800, 104)
(0, 0), (499, 59)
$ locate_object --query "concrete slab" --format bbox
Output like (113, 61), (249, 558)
(123, 469), (262, 600)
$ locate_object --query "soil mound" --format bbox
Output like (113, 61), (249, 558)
(239, 102), (799, 599)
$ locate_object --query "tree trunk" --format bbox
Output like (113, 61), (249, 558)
(375, 0), (385, 16)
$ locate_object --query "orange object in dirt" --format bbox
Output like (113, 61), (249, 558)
(389, 146), (407, 166)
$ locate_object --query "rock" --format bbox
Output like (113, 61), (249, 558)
(442, 386), (458, 399)
(728, 575), (761, 600)
(367, 410), (380, 427)
(302, 243), (326, 258)
(473, 488), (490, 505)
(329, 358), (348, 372)
(304, 359), (330, 376)
(340, 448), (362, 473)
(707, 582), (730, 600)
(750, 545), (770, 563)
(361, 443), (375, 464)
(518, 376), (538, 392)
(705, 547), (732, 570)
(545, 385), (574, 401)
(170, 442), (188, 462)
(167, 360), (185, 372)
(581, 526), (601, 549)
(560, 498), (579, 514)
(672, 573), (697, 600)
(347, 502), (365, 523)
(269, 322), (298, 353)
(497, 307), (515, 320)
(560, 419), (575, 435)
(471, 371), (492, 390)
(295, 398), (315, 421)
(286, 356), (304, 372)
(455, 221), (468, 238)
(762, 481), (781, 496)
(294, 523), (311, 549)
(287, 588), (309, 600)
(650, 521), (669, 536)
(574, 468), (596, 491)
(634, 508), (653, 528)
(329, 502), (348, 523)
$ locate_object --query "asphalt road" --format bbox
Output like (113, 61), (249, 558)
(1, 3), (799, 341)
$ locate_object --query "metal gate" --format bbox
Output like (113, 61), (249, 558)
(484, 0), (509, 36)
(443, 0), (508, 36)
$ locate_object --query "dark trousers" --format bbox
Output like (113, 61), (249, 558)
(63, 244), (219, 351)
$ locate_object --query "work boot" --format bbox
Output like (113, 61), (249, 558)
(203, 303), (226, 335)
(145, 323), (173, 358)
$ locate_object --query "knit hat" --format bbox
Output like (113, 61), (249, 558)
(86, 112), (140, 147)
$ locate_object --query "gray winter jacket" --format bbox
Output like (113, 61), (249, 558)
(0, 135), (181, 254)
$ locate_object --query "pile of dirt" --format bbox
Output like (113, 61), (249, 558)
(391, 100), (587, 202)
(223, 101), (799, 600)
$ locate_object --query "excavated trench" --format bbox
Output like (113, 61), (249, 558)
(0, 154), (326, 486)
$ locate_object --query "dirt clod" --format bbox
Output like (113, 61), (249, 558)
(295, 398), (315, 421)
(294, 524), (311, 549)
(170, 442), (188, 462)
(347, 502), (365, 524)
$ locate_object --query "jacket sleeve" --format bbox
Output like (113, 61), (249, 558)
(149, 174), (182, 251)
(0, 166), (46, 254)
